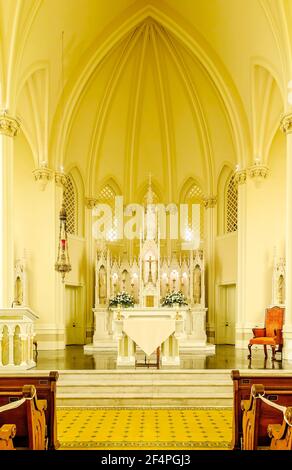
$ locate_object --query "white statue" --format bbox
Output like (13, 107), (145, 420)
(99, 267), (107, 304)
(194, 266), (201, 304)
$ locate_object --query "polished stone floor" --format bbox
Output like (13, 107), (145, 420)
(32, 345), (292, 370)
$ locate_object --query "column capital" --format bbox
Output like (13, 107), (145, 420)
(32, 166), (54, 191)
(55, 171), (68, 188)
(280, 112), (292, 134)
(203, 196), (217, 209)
(248, 163), (269, 180)
(234, 169), (247, 185)
(85, 197), (98, 209)
(0, 111), (20, 137)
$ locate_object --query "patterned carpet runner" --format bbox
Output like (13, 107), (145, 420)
(57, 407), (232, 450)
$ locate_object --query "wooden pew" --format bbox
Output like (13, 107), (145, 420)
(0, 385), (47, 450)
(0, 371), (59, 449)
(231, 369), (292, 449)
(0, 424), (16, 450)
(268, 406), (292, 450)
(241, 384), (292, 449)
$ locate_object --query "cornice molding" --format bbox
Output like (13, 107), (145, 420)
(0, 111), (21, 137)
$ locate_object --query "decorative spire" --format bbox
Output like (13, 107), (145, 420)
(144, 174), (156, 240)
(145, 173), (154, 205)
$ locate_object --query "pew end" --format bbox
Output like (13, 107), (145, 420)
(0, 384), (47, 450)
(0, 424), (16, 450)
(0, 371), (59, 449)
(268, 407), (292, 450)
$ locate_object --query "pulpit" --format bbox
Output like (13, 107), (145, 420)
(0, 307), (38, 369)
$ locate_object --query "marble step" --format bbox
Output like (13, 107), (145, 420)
(57, 370), (231, 383)
(58, 382), (232, 395)
(56, 369), (233, 407)
(57, 394), (232, 407)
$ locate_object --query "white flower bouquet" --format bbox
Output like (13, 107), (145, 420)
(161, 290), (188, 307)
(109, 291), (134, 308)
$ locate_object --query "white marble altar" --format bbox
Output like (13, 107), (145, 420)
(84, 177), (215, 362)
(112, 307), (183, 365)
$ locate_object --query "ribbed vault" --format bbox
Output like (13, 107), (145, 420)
(64, 16), (236, 202)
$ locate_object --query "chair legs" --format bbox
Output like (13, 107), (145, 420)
(248, 343), (282, 362)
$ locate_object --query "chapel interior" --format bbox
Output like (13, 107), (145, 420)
(1, 0), (292, 452)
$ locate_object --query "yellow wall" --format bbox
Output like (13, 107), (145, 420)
(65, 236), (86, 287)
(13, 134), (57, 326)
(215, 233), (237, 285)
(244, 130), (286, 325)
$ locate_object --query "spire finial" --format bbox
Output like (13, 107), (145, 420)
(146, 173), (154, 205)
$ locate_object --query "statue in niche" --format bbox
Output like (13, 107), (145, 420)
(99, 266), (107, 305)
(278, 274), (285, 305)
(122, 269), (128, 292)
(14, 277), (23, 305)
(194, 265), (201, 304)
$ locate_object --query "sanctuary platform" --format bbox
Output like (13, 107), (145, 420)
(9, 345), (290, 408)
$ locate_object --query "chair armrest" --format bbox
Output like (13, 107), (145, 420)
(252, 328), (266, 337)
(274, 329), (283, 344)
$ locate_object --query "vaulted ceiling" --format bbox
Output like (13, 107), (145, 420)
(0, 0), (290, 200)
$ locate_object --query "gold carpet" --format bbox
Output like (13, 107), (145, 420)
(57, 407), (232, 450)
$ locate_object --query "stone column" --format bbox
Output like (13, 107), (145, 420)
(0, 112), (20, 307)
(8, 325), (14, 366)
(280, 112), (292, 359)
(20, 333), (28, 367)
(85, 197), (97, 342)
(234, 170), (247, 348)
(204, 196), (217, 343)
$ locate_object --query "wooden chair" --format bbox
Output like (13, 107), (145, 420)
(0, 425), (16, 450)
(0, 385), (47, 450)
(230, 369), (292, 450)
(268, 407), (292, 450)
(248, 306), (285, 361)
(0, 371), (59, 449)
(135, 347), (160, 369)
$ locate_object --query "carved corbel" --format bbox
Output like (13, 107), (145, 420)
(203, 196), (217, 209)
(248, 163), (269, 181)
(0, 111), (20, 137)
(32, 166), (54, 191)
(280, 112), (292, 134)
(55, 171), (68, 188)
(85, 197), (98, 209)
(234, 169), (247, 185)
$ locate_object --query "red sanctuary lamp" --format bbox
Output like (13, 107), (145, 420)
(55, 202), (71, 282)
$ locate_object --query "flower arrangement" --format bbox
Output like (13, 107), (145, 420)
(109, 291), (134, 308)
(161, 290), (188, 307)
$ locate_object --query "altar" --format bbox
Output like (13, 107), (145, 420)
(84, 177), (215, 363)
(112, 307), (184, 366)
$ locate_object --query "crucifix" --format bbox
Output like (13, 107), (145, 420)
(148, 256), (153, 284)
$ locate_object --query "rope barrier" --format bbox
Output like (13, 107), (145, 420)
(0, 388), (36, 414)
(253, 389), (292, 427)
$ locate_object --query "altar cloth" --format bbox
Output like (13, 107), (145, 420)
(123, 317), (176, 356)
